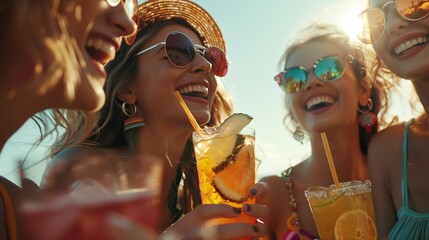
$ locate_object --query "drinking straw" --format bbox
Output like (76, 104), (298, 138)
(174, 91), (204, 136)
(320, 132), (340, 188)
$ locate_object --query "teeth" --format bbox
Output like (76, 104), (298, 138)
(306, 95), (334, 109)
(178, 85), (209, 98)
(86, 38), (115, 63)
(394, 36), (428, 55)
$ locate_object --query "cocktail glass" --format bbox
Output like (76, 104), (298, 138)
(193, 127), (256, 224)
(304, 180), (377, 240)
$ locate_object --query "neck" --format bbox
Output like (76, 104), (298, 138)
(0, 96), (43, 150)
(412, 80), (429, 123)
(308, 125), (368, 184)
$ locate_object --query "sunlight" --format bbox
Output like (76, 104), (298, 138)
(340, 9), (364, 41)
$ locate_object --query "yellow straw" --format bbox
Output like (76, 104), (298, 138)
(174, 91), (204, 136)
(320, 132), (340, 188)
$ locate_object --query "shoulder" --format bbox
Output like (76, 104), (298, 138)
(368, 122), (405, 183)
(41, 145), (112, 191)
(369, 122), (406, 161)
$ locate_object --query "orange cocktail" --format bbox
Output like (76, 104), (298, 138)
(304, 180), (377, 240)
(193, 126), (255, 224)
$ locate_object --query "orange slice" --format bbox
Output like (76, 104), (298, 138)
(212, 142), (255, 203)
(334, 210), (377, 240)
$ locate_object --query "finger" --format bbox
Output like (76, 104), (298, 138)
(184, 204), (241, 223)
(107, 212), (157, 240)
(248, 182), (270, 198)
(206, 222), (261, 240)
(163, 204), (241, 236)
(242, 204), (270, 220)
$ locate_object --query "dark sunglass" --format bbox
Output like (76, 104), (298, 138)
(359, 0), (429, 44)
(274, 54), (354, 94)
(134, 31), (228, 77)
(106, 0), (139, 45)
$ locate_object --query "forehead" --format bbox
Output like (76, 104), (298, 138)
(286, 40), (344, 68)
(147, 24), (202, 46)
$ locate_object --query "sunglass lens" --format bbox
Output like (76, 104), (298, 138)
(397, 0), (429, 20)
(281, 67), (307, 93)
(360, 9), (385, 44)
(165, 33), (195, 67)
(205, 47), (228, 77)
(314, 56), (344, 81)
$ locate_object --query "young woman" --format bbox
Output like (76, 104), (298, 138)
(360, 0), (429, 238)
(258, 24), (393, 239)
(42, 1), (268, 239)
(0, 0), (138, 239)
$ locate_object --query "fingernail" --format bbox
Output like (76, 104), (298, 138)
(249, 188), (257, 196)
(232, 207), (241, 214)
(252, 225), (259, 233)
(243, 204), (251, 212)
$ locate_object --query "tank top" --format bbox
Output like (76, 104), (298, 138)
(388, 120), (429, 239)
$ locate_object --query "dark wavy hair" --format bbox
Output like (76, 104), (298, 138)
(50, 18), (233, 214)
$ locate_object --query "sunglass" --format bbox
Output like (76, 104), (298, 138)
(106, 0), (139, 45)
(134, 31), (228, 77)
(274, 54), (354, 93)
(359, 0), (429, 44)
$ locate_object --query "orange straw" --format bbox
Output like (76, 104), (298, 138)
(174, 91), (204, 136)
(320, 132), (340, 188)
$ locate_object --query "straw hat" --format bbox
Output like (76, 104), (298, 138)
(138, 0), (226, 52)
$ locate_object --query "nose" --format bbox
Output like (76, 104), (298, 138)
(304, 72), (324, 91)
(191, 52), (213, 75)
(108, 3), (137, 41)
(384, 6), (410, 36)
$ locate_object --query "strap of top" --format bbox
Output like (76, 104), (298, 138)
(401, 119), (413, 207)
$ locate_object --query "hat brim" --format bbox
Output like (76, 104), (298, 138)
(138, 0), (226, 53)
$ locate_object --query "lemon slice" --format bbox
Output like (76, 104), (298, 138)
(334, 210), (377, 240)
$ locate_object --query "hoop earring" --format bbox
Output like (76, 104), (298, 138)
(121, 102), (145, 131)
(358, 98), (377, 132)
(293, 127), (304, 144)
(121, 102), (137, 117)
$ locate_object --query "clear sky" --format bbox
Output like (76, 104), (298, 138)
(0, 0), (416, 185)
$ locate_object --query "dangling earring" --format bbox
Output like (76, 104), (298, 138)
(293, 126), (304, 144)
(358, 98), (376, 132)
(122, 102), (145, 131)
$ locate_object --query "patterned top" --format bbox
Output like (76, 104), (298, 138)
(281, 167), (319, 240)
(388, 119), (429, 239)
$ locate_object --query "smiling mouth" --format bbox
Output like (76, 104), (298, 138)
(178, 85), (209, 99)
(305, 95), (335, 111)
(85, 38), (116, 65)
(394, 35), (428, 56)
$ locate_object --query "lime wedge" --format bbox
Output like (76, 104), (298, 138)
(313, 196), (340, 208)
(217, 113), (253, 135)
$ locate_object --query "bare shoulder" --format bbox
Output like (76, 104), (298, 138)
(368, 122), (405, 165)
(41, 145), (113, 191)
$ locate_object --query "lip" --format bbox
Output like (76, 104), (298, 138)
(176, 80), (210, 89)
(303, 93), (337, 113)
(388, 32), (429, 56)
(176, 80), (211, 105)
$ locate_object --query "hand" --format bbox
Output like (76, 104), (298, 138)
(159, 203), (268, 240)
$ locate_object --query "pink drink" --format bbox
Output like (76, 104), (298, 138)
(21, 190), (160, 240)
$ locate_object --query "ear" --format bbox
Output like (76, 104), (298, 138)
(117, 85), (136, 104)
(358, 76), (372, 106)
